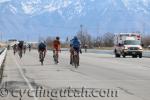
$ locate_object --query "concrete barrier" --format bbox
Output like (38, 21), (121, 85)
(143, 51), (150, 58)
(0, 48), (7, 82)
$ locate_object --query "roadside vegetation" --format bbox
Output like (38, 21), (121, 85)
(38, 25), (150, 50)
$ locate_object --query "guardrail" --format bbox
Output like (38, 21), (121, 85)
(0, 49), (5, 55)
(0, 48), (7, 83)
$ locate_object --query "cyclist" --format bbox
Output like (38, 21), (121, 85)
(23, 44), (27, 54)
(38, 41), (47, 63)
(17, 41), (24, 58)
(70, 36), (81, 66)
(7, 45), (10, 50)
(53, 36), (61, 64)
(13, 44), (17, 55)
(70, 39), (74, 65)
(28, 44), (31, 52)
(84, 44), (88, 53)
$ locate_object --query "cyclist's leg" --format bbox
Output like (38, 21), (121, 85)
(39, 50), (42, 61)
(74, 47), (80, 66)
(56, 48), (59, 57)
(70, 47), (74, 64)
(56, 50), (59, 63)
(70, 49), (72, 64)
(39, 51), (44, 65)
(43, 49), (46, 58)
(13, 48), (15, 53)
(39, 51), (41, 60)
(77, 53), (79, 66)
(53, 49), (57, 62)
(20, 49), (23, 58)
(53, 50), (55, 57)
(42, 51), (44, 60)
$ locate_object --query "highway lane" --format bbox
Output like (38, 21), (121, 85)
(1, 50), (150, 100)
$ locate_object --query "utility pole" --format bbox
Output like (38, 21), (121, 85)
(80, 24), (83, 35)
(97, 23), (100, 36)
(80, 24), (84, 47)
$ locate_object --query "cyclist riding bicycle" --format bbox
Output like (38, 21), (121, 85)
(70, 36), (81, 66)
(28, 44), (32, 52)
(23, 44), (27, 54)
(13, 44), (17, 55)
(17, 41), (24, 58)
(53, 36), (61, 64)
(38, 41), (47, 63)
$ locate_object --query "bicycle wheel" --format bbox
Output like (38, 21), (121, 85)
(74, 55), (78, 68)
(71, 55), (74, 66)
(19, 50), (22, 58)
(40, 57), (44, 65)
(14, 51), (16, 55)
(74, 52), (79, 68)
(40, 52), (44, 65)
(53, 54), (58, 64)
(41, 59), (44, 65)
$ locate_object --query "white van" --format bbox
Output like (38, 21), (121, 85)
(114, 33), (143, 58)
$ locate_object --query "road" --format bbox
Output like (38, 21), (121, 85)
(1, 49), (150, 100)
(85, 49), (150, 57)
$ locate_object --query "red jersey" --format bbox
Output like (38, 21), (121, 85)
(53, 40), (60, 50)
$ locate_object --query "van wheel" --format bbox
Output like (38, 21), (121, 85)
(122, 54), (126, 58)
(139, 53), (142, 58)
(115, 54), (120, 58)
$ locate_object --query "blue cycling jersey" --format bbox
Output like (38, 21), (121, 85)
(70, 38), (80, 48)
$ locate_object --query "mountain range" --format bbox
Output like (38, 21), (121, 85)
(0, 0), (150, 41)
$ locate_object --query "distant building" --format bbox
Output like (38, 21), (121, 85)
(8, 39), (17, 42)
(8, 39), (18, 46)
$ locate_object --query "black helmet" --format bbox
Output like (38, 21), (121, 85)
(56, 36), (60, 40)
(74, 36), (78, 40)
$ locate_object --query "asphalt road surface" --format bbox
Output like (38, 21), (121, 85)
(1, 49), (150, 100)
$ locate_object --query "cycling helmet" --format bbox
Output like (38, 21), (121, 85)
(56, 36), (60, 40)
(73, 36), (78, 40)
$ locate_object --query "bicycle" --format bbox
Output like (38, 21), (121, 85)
(29, 47), (31, 52)
(72, 50), (79, 68)
(39, 51), (45, 65)
(13, 48), (17, 55)
(28, 44), (31, 52)
(53, 50), (60, 64)
(24, 49), (26, 54)
(18, 49), (23, 58)
(13, 45), (17, 55)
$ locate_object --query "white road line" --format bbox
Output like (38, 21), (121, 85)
(11, 53), (38, 100)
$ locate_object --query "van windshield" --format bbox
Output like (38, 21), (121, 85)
(124, 40), (141, 45)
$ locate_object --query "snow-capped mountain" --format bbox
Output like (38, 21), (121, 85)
(0, 0), (150, 40)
